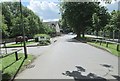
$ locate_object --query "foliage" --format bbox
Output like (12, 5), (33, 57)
(60, 2), (103, 38)
(34, 34), (50, 39)
(1, 2), (54, 39)
(34, 34), (51, 45)
(42, 24), (56, 35)
(0, 15), (9, 38)
(92, 13), (100, 36)
(104, 10), (120, 39)
(59, 18), (73, 33)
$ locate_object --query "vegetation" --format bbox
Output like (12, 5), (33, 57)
(1, 53), (35, 80)
(60, 1), (120, 41)
(0, 59), (1, 71)
(6, 41), (35, 47)
(34, 34), (51, 45)
(88, 42), (120, 57)
(60, 2), (110, 39)
(34, 34), (50, 39)
(0, 2), (55, 39)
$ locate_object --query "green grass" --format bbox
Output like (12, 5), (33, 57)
(6, 41), (35, 47)
(88, 42), (120, 57)
(0, 53), (35, 80)
(0, 59), (2, 71)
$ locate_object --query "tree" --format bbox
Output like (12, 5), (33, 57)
(1, 2), (51, 38)
(59, 18), (72, 33)
(0, 15), (9, 38)
(92, 13), (100, 36)
(61, 2), (101, 39)
(111, 11), (120, 42)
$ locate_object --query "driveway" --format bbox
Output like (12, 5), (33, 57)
(15, 35), (119, 80)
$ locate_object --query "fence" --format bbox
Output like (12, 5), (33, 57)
(1, 48), (22, 74)
(92, 39), (120, 51)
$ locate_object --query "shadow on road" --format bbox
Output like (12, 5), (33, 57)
(67, 38), (87, 43)
(62, 66), (107, 81)
(112, 75), (120, 80)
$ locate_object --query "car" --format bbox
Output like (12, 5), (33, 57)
(15, 36), (28, 44)
(68, 32), (74, 35)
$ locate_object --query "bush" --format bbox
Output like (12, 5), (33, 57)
(34, 34), (50, 39)
(34, 34), (51, 45)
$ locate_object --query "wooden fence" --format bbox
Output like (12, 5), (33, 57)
(92, 39), (120, 51)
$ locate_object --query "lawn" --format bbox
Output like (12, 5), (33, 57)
(6, 41), (36, 47)
(88, 42), (120, 57)
(1, 53), (35, 80)
(0, 59), (2, 71)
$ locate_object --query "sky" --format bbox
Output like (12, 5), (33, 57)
(1, 0), (120, 22)
(22, 0), (60, 22)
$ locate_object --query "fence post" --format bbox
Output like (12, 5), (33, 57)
(100, 40), (102, 45)
(95, 39), (97, 43)
(117, 44), (119, 51)
(3, 41), (7, 54)
(106, 42), (109, 47)
(15, 52), (18, 61)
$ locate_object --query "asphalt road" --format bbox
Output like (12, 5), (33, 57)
(15, 35), (119, 80)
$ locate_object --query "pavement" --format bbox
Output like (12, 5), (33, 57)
(15, 35), (119, 80)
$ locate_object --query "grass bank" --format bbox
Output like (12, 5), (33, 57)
(88, 42), (120, 57)
(6, 41), (36, 47)
(1, 53), (35, 80)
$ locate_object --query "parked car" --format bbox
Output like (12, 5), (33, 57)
(15, 36), (28, 44)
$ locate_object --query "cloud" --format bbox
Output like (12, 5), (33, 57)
(43, 19), (59, 22)
(106, 1), (119, 12)
(27, 0), (60, 22)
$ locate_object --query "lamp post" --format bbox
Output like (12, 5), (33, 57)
(20, 0), (27, 59)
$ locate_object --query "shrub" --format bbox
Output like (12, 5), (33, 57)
(34, 34), (50, 39)
(34, 34), (51, 45)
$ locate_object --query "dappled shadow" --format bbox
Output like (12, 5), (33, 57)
(62, 66), (107, 81)
(112, 75), (120, 80)
(67, 38), (87, 43)
(67, 38), (80, 42)
(100, 64), (114, 77)
(100, 64), (113, 68)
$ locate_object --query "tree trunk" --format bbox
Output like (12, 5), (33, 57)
(96, 30), (98, 37)
(82, 31), (85, 38)
(76, 32), (81, 40)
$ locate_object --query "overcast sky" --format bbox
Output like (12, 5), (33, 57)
(1, 0), (120, 22)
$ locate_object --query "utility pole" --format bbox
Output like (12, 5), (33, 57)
(117, 1), (120, 51)
(20, 0), (27, 59)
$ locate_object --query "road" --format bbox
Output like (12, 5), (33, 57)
(15, 35), (119, 80)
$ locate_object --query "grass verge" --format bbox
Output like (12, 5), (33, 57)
(88, 42), (120, 57)
(6, 41), (36, 47)
(0, 59), (1, 70)
(1, 53), (35, 80)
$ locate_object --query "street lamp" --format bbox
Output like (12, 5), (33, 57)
(20, 0), (27, 59)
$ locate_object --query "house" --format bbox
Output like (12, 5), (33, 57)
(43, 21), (61, 36)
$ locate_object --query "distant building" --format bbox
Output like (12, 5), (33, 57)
(43, 21), (61, 36)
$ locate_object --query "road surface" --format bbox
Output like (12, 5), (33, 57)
(15, 35), (119, 80)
